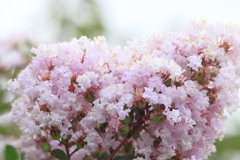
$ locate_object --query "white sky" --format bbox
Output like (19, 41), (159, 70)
(0, 0), (240, 135)
(2, 1), (240, 43)
(0, 0), (51, 38)
(97, 0), (240, 46)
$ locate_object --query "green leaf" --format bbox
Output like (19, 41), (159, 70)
(51, 132), (61, 140)
(91, 151), (100, 158)
(138, 101), (146, 108)
(114, 133), (119, 141)
(153, 104), (165, 112)
(124, 104), (128, 110)
(84, 91), (94, 103)
(60, 138), (67, 145)
(0, 89), (11, 114)
(200, 88), (209, 91)
(120, 117), (130, 124)
(210, 73), (217, 77)
(119, 124), (129, 136)
(124, 142), (134, 153)
(132, 133), (140, 140)
(160, 104), (165, 111)
(95, 122), (108, 133)
(134, 107), (141, 121)
(5, 145), (19, 160)
(0, 124), (22, 137)
(73, 116), (80, 122)
(40, 127), (46, 130)
(194, 73), (205, 85)
(153, 104), (158, 111)
(164, 79), (171, 87)
(114, 155), (137, 160)
(40, 142), (51, 152)
(67, 135), (72, 140)
(83, 155), (90, 160)
(52, 149), (67, 160)
(99, 152), (108, 159)
(20, 152), (25, 160)
(152, 115), (164, 123)
(76, 142), (83, 149)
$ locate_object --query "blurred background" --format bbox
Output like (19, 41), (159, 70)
(0, 0), (240, 159)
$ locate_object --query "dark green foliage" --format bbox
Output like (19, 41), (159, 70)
(20, 152), (25, 160)
(208, 132), (240, 160)
(83, 155), (90, 160)
(0, 89), (11, 114)
(164, 79), (171, 87)
(138, 101), (146, 108)
(40, 142), (51, 152)
(91, 150), (100, 158)
(76, 142), (84, 149)
(210, 73), (217, 77)
(51, 132), (61, 140)
(134, 107), (141, 121)
(4, 145), (19, 160)
(99, 152), (108, 160)
(132, 133), (140, 140)
(114, 155), (136, 160)
(120, 117), (130, 124)
(124, 142), (134, 154)
(84, 91), (94, 103)
(152, 115), (164, 123)
(95, 122), (108, 134)
(52, 149), (67, 160)
(194, 72), (205, 85)
(119, 124), (129, 137)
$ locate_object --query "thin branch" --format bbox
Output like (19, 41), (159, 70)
(106, 119), (145, 160)
(65, 139), (71, 160)
(70, 148), (80, 156)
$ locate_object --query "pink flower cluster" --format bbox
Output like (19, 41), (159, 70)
(0, 33), (52, 103)
(8, 21), (240, 160)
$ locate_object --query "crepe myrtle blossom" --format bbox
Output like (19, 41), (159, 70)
(0, 32), (50, 78)
(0, 34), (26, 92)
(8, 21), (240, 160)
(0, 32), (52, 105)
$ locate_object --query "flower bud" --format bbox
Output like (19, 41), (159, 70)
(40, 142), (51, 152)
(50, 126), (61, 140)
(84, 88), (95, 103)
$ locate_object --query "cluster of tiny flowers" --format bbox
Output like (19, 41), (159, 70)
(8, 21), (240, 160)
(0, 35), (26, 89)
(0, 33), (51, 80)
(0, 35), (27, 72)
(0, 33), (52, 104)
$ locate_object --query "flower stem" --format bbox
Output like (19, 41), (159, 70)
(106, 119), (145, 160)
(70, 148), (79, 156)
(65, 139), (71, 160)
